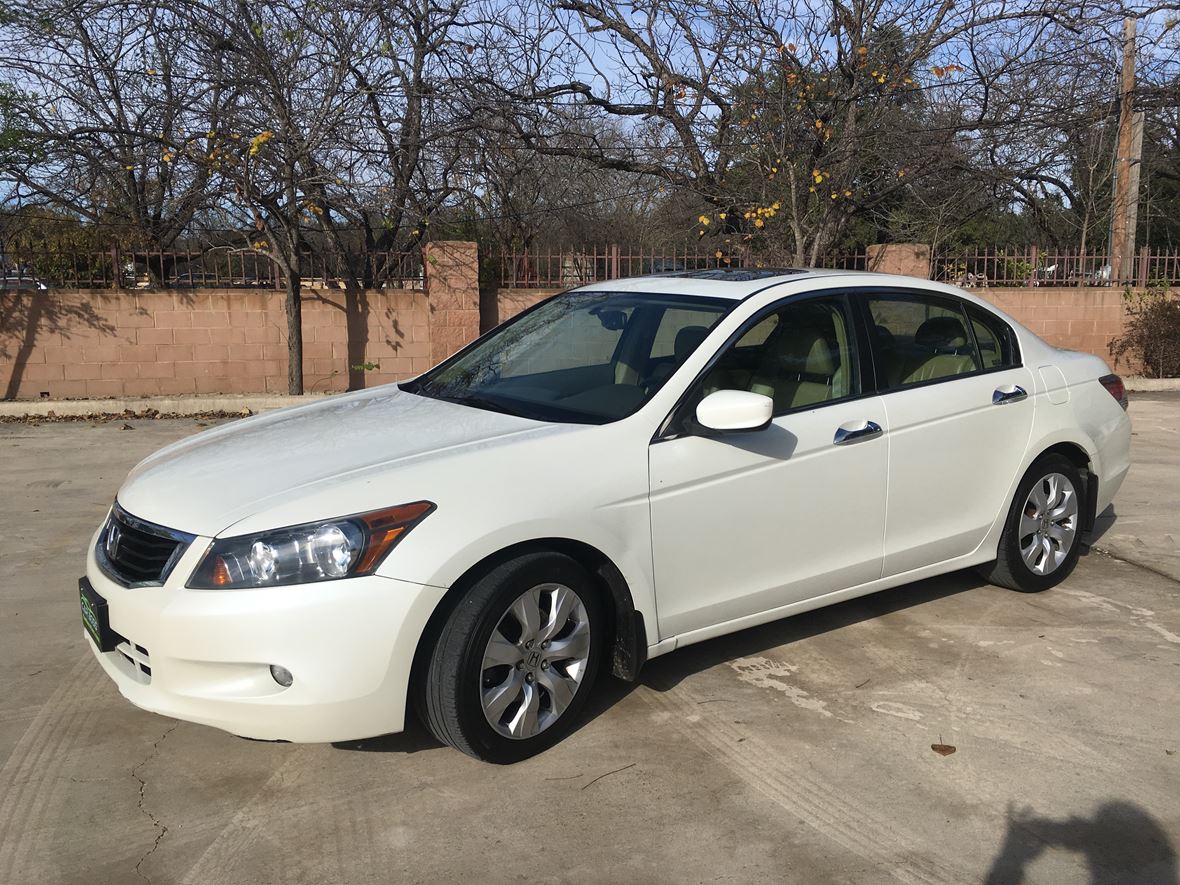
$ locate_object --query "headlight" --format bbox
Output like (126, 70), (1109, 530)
(187, 502), (434, 589)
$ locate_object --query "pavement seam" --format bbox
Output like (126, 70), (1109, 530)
(1089, 545), (1180, 587)
(132, 721), (180, 885)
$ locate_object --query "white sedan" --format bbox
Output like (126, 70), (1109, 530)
(81, 269), (1131, 762)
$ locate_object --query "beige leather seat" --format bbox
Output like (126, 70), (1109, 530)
(644, 325), (709, 389)
(899, 316), (977, 384)
(748, 322), (837, 410)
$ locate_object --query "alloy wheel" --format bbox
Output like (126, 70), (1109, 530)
(479, 583), (591, 740)
(1019, 472), (1079, 575)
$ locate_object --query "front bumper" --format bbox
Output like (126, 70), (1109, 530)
(83, 536), (447, 742)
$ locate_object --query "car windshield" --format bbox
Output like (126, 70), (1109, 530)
(401, 290), (733, 424)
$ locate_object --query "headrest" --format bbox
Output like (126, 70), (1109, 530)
(674, 325), (709, 360)
(763, 325), (837, 377)
(914, 316), (968, 351)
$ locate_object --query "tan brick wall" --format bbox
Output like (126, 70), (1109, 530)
(0, 265), (1157, 401)
(980, 287), (1130, 370)
(425, 241), (480, 363)
(1, 286), (431, 400)
(868, 243), (931, 278)
(494, 288), (562, 327)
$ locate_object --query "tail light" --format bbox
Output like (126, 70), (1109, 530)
(1099, 374), (1128, 410)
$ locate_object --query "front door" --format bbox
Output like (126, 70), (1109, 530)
(649, 294), (888, 639)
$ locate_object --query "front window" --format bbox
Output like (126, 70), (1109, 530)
(401, 290), (733, 424)
(699, 296), (860, 415)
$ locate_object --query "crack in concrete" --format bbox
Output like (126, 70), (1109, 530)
(1091, 545), (1180, 587)
(131, 722), (179, 885)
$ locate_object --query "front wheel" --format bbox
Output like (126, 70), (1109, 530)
(978, 454), (1085, 593)
(421, 552), (605, 763)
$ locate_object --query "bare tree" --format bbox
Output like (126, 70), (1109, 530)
(485, 0), (1127, 263)
(0, 0), (225, 274)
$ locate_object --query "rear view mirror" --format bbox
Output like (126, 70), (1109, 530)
(590, 307), (628, 330)
(695, 390), (773, 433)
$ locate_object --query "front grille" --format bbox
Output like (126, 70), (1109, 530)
(97, 504), (195, 587)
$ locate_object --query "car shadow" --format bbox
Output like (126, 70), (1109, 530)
(337, 556), (1083, 755)
(983, 800), (1178, 884)
(576, 568), (988, 730)
(331, 715), (442, 755)
(1088, 503), (1117, 547)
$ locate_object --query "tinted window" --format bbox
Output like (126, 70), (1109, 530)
(402, 290), (731, 424)
(865, 294), (980, 389)
(967, 305), (1019, 369)
(700, 296), (859, 415)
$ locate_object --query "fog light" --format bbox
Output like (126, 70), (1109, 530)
(269, 665), (294, 687)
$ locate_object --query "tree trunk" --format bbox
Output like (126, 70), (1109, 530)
(284, 270), (304, 395)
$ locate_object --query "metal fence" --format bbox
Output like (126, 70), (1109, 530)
(0, 241), (424, 290)
(4, 238), (1179, 291)
(930, 246), (1180, 288)
(492, 244), (745, 288)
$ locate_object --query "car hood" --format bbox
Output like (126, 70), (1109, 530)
(117, 386), (556, 536)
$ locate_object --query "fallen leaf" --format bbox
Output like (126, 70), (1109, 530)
(931, 743), (956, 756)
(120, 423), (134, 430)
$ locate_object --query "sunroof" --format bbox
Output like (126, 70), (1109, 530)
(660, 267), (807, 281)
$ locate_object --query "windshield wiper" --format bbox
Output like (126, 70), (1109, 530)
(435, 392), (522, 418)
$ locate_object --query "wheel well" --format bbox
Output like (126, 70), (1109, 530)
(408, 540), (648, 719)
(1038, 441), (1091, 474)
(1035, 442), (1098, 534)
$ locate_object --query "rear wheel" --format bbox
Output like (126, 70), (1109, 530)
(978, 454), (1085, 592)
(421, 552), (604, 763)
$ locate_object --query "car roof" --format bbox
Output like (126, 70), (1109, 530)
(574, 267), (901, 301)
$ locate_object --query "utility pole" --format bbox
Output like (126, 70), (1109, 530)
(1110, 16), (1143, 285)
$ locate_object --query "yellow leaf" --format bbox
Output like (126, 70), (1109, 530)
(754, 218), (765, 228)
(719, 212), (727, 220)
(249, 130), (274, 157)
(814, 120), (823, 130)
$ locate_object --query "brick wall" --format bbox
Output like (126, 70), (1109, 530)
(492, 288), (562, 328)
(0, 248), (1155, 401)
(425, 241), (480, 363)
(1, 285), (432, 400)
(981, 287), (1130, 370)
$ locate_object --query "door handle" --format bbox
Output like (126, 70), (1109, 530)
(834, 420), (883, 446)
(992, 385), (1028, 405)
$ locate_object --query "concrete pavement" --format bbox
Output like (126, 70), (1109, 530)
(0, 398), (1177, 885)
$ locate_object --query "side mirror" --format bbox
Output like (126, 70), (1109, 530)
(695, 390), (773, 433)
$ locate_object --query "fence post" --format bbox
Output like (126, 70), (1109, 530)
(1137, 246), (1149, 289)
(110, 242), (122, 289)
(610, 243), (620, 280)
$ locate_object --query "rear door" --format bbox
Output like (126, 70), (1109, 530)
(859, 290), (1035, 575)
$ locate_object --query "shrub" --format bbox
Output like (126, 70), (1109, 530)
(1110, 290), (1180, 378)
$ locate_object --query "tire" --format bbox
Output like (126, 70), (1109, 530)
(978, 454), (1086, 593)
(421, 552), (605, 763)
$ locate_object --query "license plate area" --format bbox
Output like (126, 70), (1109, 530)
(80, 578), (123, 653)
